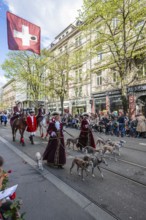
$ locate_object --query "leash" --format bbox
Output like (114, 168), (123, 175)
(63, 129), (75, 138)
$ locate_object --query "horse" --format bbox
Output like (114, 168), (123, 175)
(37, 114), (50, 139)
(11, 114), (27, 146)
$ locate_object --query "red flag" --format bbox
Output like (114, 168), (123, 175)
(7, 11), (41, 55)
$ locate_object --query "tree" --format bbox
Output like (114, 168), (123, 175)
(2, 51), (48, 110)
(79, 0), (146, 113)
(44, 50), (72, 115)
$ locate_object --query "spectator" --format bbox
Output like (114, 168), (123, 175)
(136, 112), (146, 138)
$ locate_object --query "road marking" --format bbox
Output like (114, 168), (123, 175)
(0, 136), (116, 220)
(139, 143), (146, 146)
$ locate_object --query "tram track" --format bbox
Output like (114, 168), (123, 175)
(100, 159), (146, 187)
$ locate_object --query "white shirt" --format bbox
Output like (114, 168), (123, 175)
(55, 121), (60, 130)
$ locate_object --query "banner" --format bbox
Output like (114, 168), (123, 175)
(7, 11), (40, 54)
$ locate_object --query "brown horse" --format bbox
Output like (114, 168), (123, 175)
(11, 115), (27, 146)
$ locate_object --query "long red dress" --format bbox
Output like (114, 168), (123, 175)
(43, 120), (66, 166)
(77, 118), (95, 150)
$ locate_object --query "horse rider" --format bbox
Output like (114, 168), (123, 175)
(10, 101), (22, 126)
(26, 109), (37, 144)
(36, 104), (45, 121)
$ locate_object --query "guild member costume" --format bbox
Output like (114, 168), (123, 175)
(43, 112), (66, 168)
(10, 101), (22, 126)
(36, 104), (45, 121)
(26, 110), (37, 144)
(77, 113), (95, 151)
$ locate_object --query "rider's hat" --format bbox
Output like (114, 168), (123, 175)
(29, 109), (35, 113)
(39, 103), (44, 107)
(82, 112), (89, 117)
(51, 111), (60, 116)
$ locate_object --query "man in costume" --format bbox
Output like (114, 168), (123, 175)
(10, 101), (22, 126)
(36, 104), (45, 120)
(43, 112), (66, 169)
(26, 109), (37, 144)
(77, 113), (95, 151)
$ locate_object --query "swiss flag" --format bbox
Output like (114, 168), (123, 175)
(7, 11), (41, 55)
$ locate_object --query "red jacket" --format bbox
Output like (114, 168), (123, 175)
(26, 115), (37, 132)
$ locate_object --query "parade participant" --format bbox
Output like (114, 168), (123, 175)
(10, 101), (22, 126)
(43, 112), (66, 169)
(36, 104), (45, 120)
(77, 113), (95, 151)
(12, 101), (22, 116)
(26, 109), (37, 144)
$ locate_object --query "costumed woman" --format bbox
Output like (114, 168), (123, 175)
(77, 112), (95, 151)
(43, 112), (66, 169)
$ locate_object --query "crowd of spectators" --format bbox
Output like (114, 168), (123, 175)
(61, 111), (146, 138)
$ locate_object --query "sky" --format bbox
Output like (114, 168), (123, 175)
(0, 0), (83, 87)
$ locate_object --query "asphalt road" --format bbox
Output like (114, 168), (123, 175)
(0, 124), (146, 220)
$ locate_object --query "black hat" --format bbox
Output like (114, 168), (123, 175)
(29, 109), (35, 113)
(82, 112), (89, 117)
(51, 111), (60, 116)
(39, 103), (44, 106)
(16, 101), (21, 104)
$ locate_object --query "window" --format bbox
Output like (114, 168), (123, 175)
(140, 64), (146, 76)
(97, 72), (102, 86)
(113, 72), (118, 82)
(64, 45), (67, 50)
(75, 36), (82, 47)
(97, 52), (102, 61)
(75, 69), (82, 83)
(112, 18), (118, 28)
(75, 86), (82, 97)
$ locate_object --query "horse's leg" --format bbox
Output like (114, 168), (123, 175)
(20, 129), (25, 146)
(12, 127), (15, 142)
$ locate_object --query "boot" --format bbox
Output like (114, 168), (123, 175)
(31, 135), (34, 145)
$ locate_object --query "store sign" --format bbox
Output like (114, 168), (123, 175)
(128, 85), (146, 93)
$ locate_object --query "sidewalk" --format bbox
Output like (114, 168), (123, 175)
(0, 136), (116, 220)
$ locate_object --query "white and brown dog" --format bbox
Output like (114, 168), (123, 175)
(35, 152), (43, 171)
(70, 157), (91, 181)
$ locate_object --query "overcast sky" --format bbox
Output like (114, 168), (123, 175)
(0, 0), (83, 87)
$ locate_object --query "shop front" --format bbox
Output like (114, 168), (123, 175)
(93, 90), (122, 114)
(72, 100), (86, 115)
(128, 84), (146, 117)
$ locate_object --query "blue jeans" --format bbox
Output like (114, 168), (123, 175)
(119, 123), (125, 137)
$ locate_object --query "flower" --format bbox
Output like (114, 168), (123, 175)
(8, 170), (12, 173)
(10, 192), (16, 200)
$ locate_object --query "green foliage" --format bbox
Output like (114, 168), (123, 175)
(3, 200), (25, 220)
(2, 51), (48, 107)
(79, 0), (146, 112)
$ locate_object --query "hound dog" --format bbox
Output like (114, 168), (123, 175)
(66, 137), (79, 150)
(96, 138), (111, 146)
(83, 155), (108, 178)
(70, 157), (90, 181)
(83, 146), (102, 155)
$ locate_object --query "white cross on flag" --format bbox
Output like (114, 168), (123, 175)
(7, 11), (41, 55)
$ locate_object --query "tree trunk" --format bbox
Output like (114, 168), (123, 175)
(60, 96), (64, 116)
(121, 83), (128, 115)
